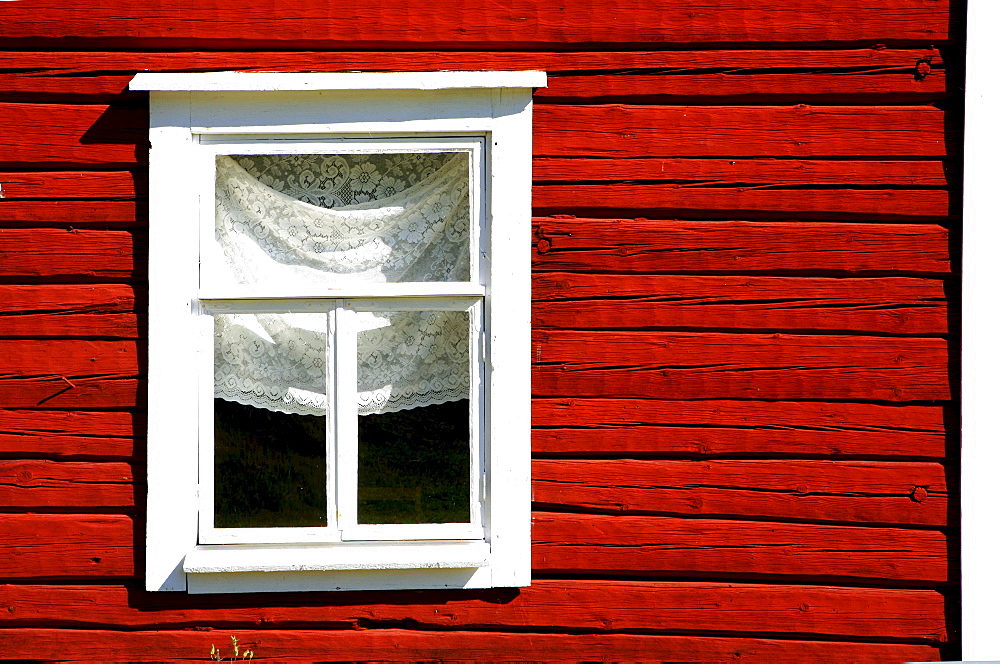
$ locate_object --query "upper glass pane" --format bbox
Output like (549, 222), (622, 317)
(214, 151), (471, 288)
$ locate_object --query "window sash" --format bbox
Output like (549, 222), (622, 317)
(197, 296), (485, 545)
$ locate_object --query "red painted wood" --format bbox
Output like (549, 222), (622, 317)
(0, 378), (143, 409)
(535, 106), (952, 158)
(531, 399), (949, 458)
(534, 158), (952, 186)
(0, 104), (951, 166)
(534, 185), (951, 220)
(0, 313), (141, 339)
(0, 460), (135, 508)
(0, 229), (141, 279)
(0, 285), (141, 338)
(0, 580), (948, 641)
(533, 513), (950, 582)
(533, 274), (948, 335)
(0, 64), (948, 104)
(540, 71), (947, 101)
(533, 459), (949, 526)
(0, 171), (137, 199)
(533, 219), (951, 274)
(0, 200), (140, 225)
(0, 1), (955, 47)
(0, 104), (145, 167)
(0, 410), (140, 459)
(532, 331), (950, 401)
(0, 628), (943, 663)
(0, 514), (134, 578)
(0, 341), (142, 407)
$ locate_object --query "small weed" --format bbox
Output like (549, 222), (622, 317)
(210, 635), (254, 661)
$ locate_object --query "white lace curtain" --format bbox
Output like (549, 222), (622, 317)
(212, 152), (472, 417)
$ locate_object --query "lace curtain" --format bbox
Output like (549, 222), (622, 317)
(213, 152), (472, 417)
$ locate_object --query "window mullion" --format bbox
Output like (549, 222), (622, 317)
(333, 303), (359, 535)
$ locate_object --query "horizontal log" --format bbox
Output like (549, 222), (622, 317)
(0, 628), (942, 662)
(0, 285), (141, 338)
(535, 106), (953, 158)
(0, 377), (143, 409)
(0, 1), (955, 47)
(534, 185), (952, 220)
(0, 410), (140, 458)
(0, 49), (945, 81)
(0, 171), (137, 199)
(0, 200), (140, 225)
(532, 331), (951, 401)
(0, 460), (135, 508)
(1, 104), (953, 167)
(533, 459), (949, 526)
(541, 71), (948, 102)
(532, 274), (949, 335)
(0, 229), (142, 279)
(534, 158), (952, 186)
(531, 399), (950, 458)
(0, 580), (948, 642)
(0, 514), (134, 578)
(533, 218), (951, 275)
(0, 104), (146, 167)
(0, 340), (140, 375)
(533, 513), (950, 582)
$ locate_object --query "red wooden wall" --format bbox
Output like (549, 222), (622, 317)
(0, 0), (960, 660)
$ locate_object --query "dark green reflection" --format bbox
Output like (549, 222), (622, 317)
(214, 398), (326, 528)
(357, 399), (471, 524)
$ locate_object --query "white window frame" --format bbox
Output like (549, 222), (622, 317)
(131, 71), (545, 594)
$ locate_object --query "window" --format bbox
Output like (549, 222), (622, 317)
(131, 71), (544, 593)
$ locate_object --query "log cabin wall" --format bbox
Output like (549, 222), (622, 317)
(0, 1), (961, 661)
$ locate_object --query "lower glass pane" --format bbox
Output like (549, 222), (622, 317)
(356, 310), (472, 524)
(213, 312), (327, 528)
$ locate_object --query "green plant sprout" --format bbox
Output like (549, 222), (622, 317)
(210, 635), (254, 661)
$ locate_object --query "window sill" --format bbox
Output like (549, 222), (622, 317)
(183, 540), (490, 574)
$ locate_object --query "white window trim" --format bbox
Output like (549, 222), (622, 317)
(132, 71), (544, 593)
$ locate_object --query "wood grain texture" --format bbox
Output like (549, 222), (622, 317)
(0, 377), (143, 409)
(0, 514), (134, 578)
(533, 459), (949, 526)
(0, 580), (948, 642)
(0, 0), (955, 47)
(533, 274), (949, 335)
(0, 200), (140, 225)
(532, 331), (951, 401)
(0, 285), (140, 340)
(0, 460), (135, 508)
(534, 158), (952, 186)
(534, 185), (951, 220)
(535, 105), (952, 158)
(0, 410), (140, 459)
(0, 628), (943, 663)
(0, 104), (145, 167)
(0, 171), (137, 199)
(0, 57), (947, 103)
(531, 399), (950, 458)
(533, 219), (951, 275)
(0, 229), (141, 279)
(533, 513), (950, 582)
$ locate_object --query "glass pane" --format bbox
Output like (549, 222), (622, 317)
(213, 312), (327, 528)
(356, 310), (471, 524)
(215, 152), (471, 287)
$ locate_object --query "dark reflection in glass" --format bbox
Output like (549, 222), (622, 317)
(214, 399), (326, 528)
(358, 399), (471, 524)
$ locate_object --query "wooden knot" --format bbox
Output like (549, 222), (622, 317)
(915, 59), (932, 81)
(536, 238), (551, 254)
(911, 486), (929, 502)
